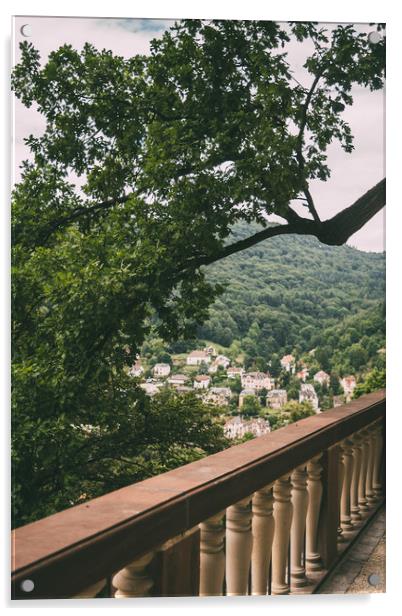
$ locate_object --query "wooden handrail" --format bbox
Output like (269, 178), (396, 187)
(11, 390), (385, 599)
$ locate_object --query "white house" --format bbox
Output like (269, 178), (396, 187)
(204, 387), (232, 406)
(299, 383), (320, 412)
(224, 416), (270, 440)
(186, 350), (211, 366)
(128, 360), (144, 378)
(266, 389), (288, 410)
(280, 354), (295, 373)
(227, 367), (244, 379)
(168, 374), (189, 387)
(193, 375), (211, 389)
(140, 382), (162, 396)
(153, 363), (171, 378)
(314, 370), (330, 386)
(341, 375), (356, 400)
(241, 372), (273, 391)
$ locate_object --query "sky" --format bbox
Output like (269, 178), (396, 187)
(12, 16), (386, 252)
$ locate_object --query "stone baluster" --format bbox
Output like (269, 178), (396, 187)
(350, 432), (363, 525)
(225, 496), (253, 596)
(372, 420), (384, 499)
(113, 552), (155, 598)
(290, 465), (309, 588)
(199, 511), (225, 596)
(337, 443), (345, 542)
(305, 454), (323, 572)
(251, 485), (275, 595)
(340, 438), (354, 535)
(271, 475), (293, 595)
(358, 428), (370, 513)
(73, 579), (107, 598)
(365, 424), (377, 506)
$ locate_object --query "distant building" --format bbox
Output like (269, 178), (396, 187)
(168, 374), (189, 387)
(175, 386), (193, 394)
(296, 368), (309, 382)
(128, 360), (144, 378)
(208, 354), (231, 374)
(314, 370), (330, 386)
(299, 383), (320, 412)
(140, 382), (162, 396)
(227, 367), (244, 379)
(266, 389), (288, 410)
(281, 354), (295, 373)
(194, 375), (211, 389)
(341, 376), (356, 401)
(204, 387), (232, 406)
(153, 363), (171, 378)
(239, 389), (258, 408)
(186, 350), (211, 366)
(241, 372), (273, 391)
(224, 416), (270, 440)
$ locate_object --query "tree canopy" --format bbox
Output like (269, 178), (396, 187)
(11, 20), (386, 525)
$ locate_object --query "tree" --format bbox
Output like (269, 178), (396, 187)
(12, 20), (385, 523)
(12, 387), (228, 528)
(241, 395), (262, 417)
(353, 368), (385, 398)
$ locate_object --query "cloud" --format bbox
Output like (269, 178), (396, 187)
(104, 18), (176, 34)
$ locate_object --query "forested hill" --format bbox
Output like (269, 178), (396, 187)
(194, 222), (385, 374)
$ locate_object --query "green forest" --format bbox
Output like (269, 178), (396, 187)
(163, 221), (385, 377)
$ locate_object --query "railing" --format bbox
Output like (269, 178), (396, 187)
(11, 390), (385, 599)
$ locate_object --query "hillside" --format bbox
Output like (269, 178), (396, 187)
(192, 222), (385, 374)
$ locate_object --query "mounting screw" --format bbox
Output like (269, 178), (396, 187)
(368, 573), (380, 586)
(20, 579), (35, 592)
(368, 31), (382, 45)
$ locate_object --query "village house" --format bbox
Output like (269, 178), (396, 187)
(280, 354), (295, 373)
(241, 371), (273, 391)
(224, 416), (270, 440)
(203, 387), (232, 406)
(186, 350), (211, 366)
(314, 370), (330, 386)
(167, 374), (189, 387)
(208, 354), (231, 374)
(140, 382), (162, 396)
(341, 375), (357, 401)
(128, 360), (144, 378)
(175, 386), (193, 394)
(266, 389), (288, 410)
(193, 375), (211, 390)
(296, 367), (309, 382)
(227, 367), (244, 379)
(299, 383), (320, 413)
(152, 363), (171, 378)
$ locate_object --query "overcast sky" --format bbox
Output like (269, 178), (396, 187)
(12, 16), (385, 252)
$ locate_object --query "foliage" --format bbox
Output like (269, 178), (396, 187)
(12, 387), (228, 528)
(197, 221), (385, 362)
(353, 368), (386, 399)
(241, 395), (262, 417)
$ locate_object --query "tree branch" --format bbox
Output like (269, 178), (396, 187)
(295, 68), (326, 223)
(187, 179), (385, 269)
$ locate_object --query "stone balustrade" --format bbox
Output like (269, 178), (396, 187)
(11, 391), (385, 600)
